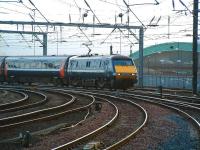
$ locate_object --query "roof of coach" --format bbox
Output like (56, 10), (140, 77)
(70, 55), (131, 60)
(5, 56), (72, 61)
(0, 56), (6, 60)
(0, 56), (6, 64)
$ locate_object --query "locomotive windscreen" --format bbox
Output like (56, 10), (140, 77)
(113, 59), (133, 66)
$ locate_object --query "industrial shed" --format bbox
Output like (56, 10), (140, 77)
(130, 42), (200, 89)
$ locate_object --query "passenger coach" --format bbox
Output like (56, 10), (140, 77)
(4, 56), (71, 85)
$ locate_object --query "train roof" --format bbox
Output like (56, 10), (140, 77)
(70, 54), (131, 60)
(0, 56), (6, 64)
(5, 56), (72, 61)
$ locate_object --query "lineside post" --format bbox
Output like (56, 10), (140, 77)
(192, 0), (199, 94)
(43, 34), (47, 56)
(139, 27), (144, 88)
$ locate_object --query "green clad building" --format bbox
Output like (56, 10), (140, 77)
(130, 42), (200, 89)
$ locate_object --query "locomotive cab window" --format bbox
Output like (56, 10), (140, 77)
(113, 59), (133, 66)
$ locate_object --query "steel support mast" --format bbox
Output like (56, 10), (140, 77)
(0, 30), (47, 56)
(192, 0), (198, 94)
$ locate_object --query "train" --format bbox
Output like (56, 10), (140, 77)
(0, 55), (137, 89)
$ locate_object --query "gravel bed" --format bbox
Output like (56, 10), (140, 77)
(23, 101), (116, 150)
(120, 101), (200, 150)
(77, 99), (145, 149)
(0, 90), (23, 104)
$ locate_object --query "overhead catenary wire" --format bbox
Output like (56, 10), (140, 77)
(78, 27), (92, 43)
(28, 0), (50, 23)
(123, 0), (147, 29)
(0, 35), (10, 47)
(0, 0), (20, 2)
(0, 0), (195, 55)
(100, 28), (116, 44)
(128, 0), (159, 6)
(179, 0), (193, 14)
(84, 0), (101, 24)
(20, 33), (31, 48)
(118, 28), (135, 45)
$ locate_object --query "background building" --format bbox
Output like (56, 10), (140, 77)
(130, 42), (200, 90)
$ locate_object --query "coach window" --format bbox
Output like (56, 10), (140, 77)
(86, 61), (90, 67)
(8, 62), (11, 68)
(99, 61), (102, 68)
(41, 62), (44, 69)
(43, 62), (48, 69)
(33, 61), (36, 68)
(45, 62), (48, 69)
(70, 61), (74, 69)
(35, 62), (41, 69)
(15, 62), (19, 68)
(32, 62), (36, 69)
(7, 62), (10, 68)
(19, 62), (24, 69)
(54, 61), (57, 69)
(11, 61), (15, 68)
(24, 63), (29, 69)
(12, 61), (16, 68)
(48, 63), (53, 68)
(76, 61), (78, 68)
(104, 60), (109, 69)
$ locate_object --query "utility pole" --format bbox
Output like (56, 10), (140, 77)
(139, 28), (144, 87)
(0, 30), (47, 56)
(192, 0), (198, 94)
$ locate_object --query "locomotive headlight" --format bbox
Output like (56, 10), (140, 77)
(131, 73), (136, 76)
(117, 73), (121, 76)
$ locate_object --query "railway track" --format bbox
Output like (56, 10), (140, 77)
(0, 85), (199, 149)
(51, 91), (147, 150)
(0, 90), (46, 115)
(0, 89), (28, 110)
(0, 89), (94, 145)
(133, 87), (196, 97)
(63, 87), (200, 149)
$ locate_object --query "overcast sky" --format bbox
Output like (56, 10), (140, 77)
(0, 0), (195, 56)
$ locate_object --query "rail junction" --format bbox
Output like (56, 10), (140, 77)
(0, 85), (199, 149)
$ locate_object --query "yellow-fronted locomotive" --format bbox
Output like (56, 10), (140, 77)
(68, 55), (137, 89)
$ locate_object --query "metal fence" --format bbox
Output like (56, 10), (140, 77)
(141, 75), (200, 90)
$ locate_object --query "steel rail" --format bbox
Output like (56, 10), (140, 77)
(0, 90), (47, 113)
(0, 90), (94, 129)
(52, 89), (148, 150)
(133, 89), (198, 100)
(0, 90), (73, 126)
(130, 90), (200, 106)
(0, 89), (28, 110)
(78, 88), (200, 149)
(128, 91), (200, 109)
(52, 93), (119, 150)
(125, 93), (200, 131)
(0, 91), (95, 144)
